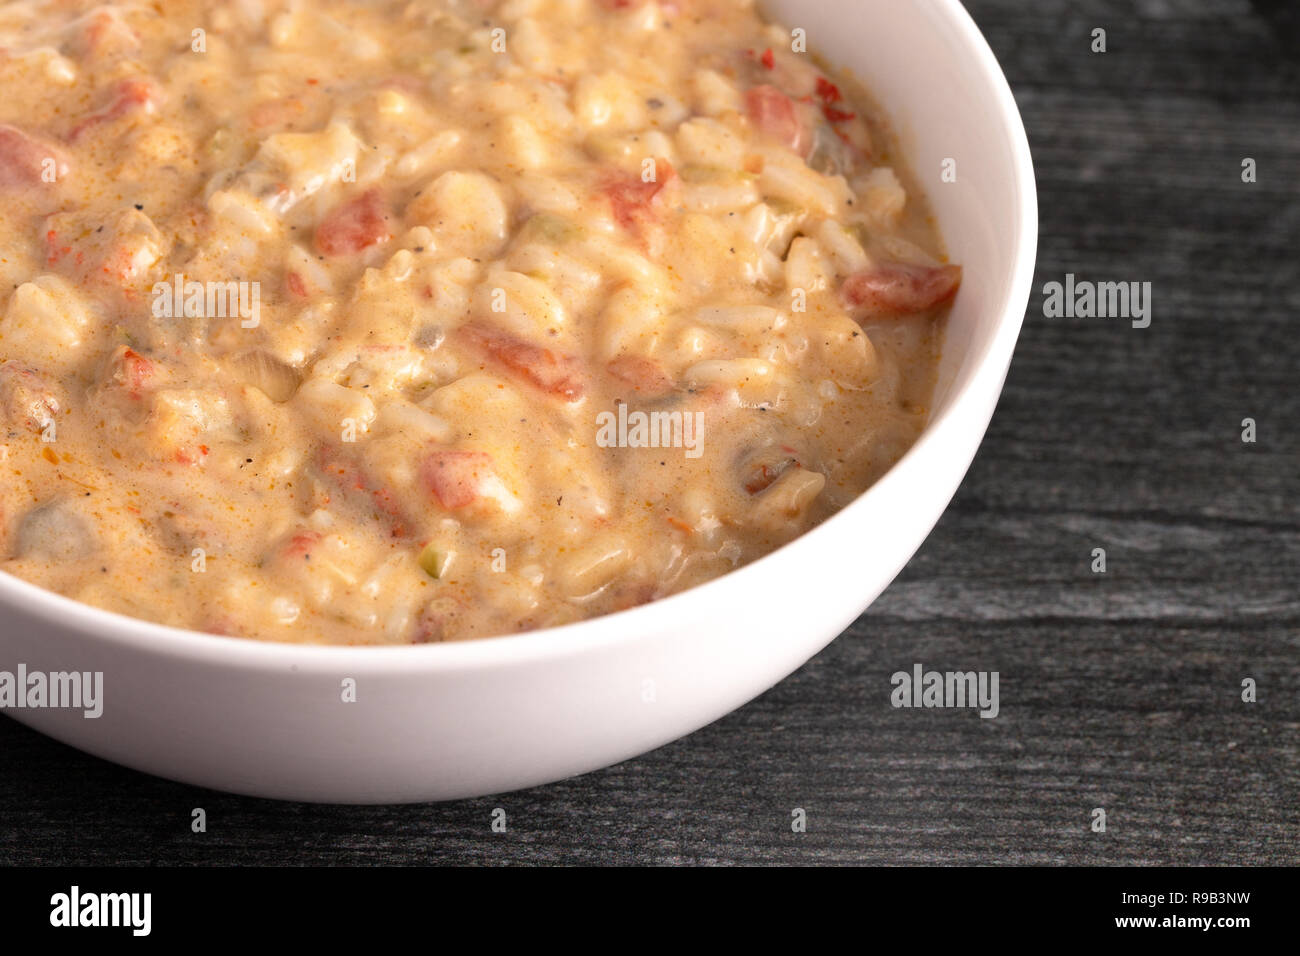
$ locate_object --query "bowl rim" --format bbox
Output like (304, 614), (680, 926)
(0, 0), (1038, 674)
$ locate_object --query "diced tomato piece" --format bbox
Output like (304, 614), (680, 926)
(315, 189), (392, 257)
(760, 48), (775, 70)
(102, 346), (156, 399)
(607, 355), (674, 398)
(605, 158), (675, 238)
(70, 8), (140, 60)
(285, 271), (308, 298)
(69, 77), (160, 141)
(0, 125), (69, 189)
(459, 322), (584, 401)
(815, 77), (842, 104)
(420, 450), (494, 510)
(113, 77), (157, 109)
(745, 85), (806, 155)
(281, 530), (323, 559)
(842, 264), (963, 319)
(823, 105), (857, 124)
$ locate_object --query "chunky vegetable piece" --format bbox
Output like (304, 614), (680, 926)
(315, 189), (393, 257)
(0, 125), (69, 190)
(745, 85), (806, 155)
(69, 77), (160, 141)
(842, 264), (963, 319)
(0, 0), (957, 644)
(458, 323), (585, 401)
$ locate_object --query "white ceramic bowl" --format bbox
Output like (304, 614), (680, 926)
(0, 0), (1036, 803)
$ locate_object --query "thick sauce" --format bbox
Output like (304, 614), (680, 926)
(0, 0), (960, 644)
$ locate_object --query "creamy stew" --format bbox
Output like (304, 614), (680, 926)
(0, 0), (960, 644)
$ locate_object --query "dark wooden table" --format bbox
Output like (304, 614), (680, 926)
(2, 0), (1297, 866)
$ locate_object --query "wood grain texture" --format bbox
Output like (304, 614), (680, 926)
(1, 0), (1297, 865)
